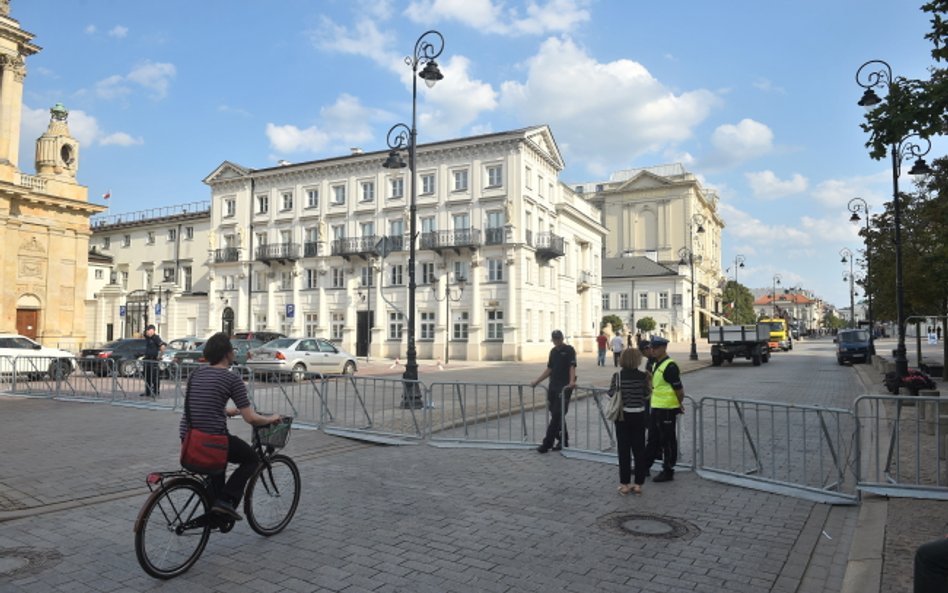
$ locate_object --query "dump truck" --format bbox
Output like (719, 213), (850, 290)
(759, 318), (792, 352)
(708, 324), (772, 367)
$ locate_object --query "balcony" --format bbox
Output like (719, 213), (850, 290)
(535, 232), (565, 262)
(484, 227), (505, 245)
(331, 235), (380, 261)
(577, 271), (593, 292)
(303, 242), (319, 257)
(420, 228), (482, 255)
(255, 242), (300, 265)
(214, 247), (240, 263)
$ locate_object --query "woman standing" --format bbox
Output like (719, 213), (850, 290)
(608, 348), (651, 495)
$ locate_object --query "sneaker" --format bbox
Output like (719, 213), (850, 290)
(211, 499), (243, 521)
(536, 445), (551, 454)
(652, 470), (674, 483)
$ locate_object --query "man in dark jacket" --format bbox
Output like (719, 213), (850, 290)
(530, 330), (577, 453)
(142, 324), (166, 397)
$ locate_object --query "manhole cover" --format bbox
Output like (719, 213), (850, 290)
(597, 512), (697, 540)
(0, 547), (62, 579)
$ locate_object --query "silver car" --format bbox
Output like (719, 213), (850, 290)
(246, 337), (357, 380)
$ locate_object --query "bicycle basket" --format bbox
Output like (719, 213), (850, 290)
(253, 417), (293, 449)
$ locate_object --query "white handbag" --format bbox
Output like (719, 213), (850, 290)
(606, 372), (624, 421)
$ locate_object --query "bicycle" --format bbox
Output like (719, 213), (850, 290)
(133, 416), (300, 579)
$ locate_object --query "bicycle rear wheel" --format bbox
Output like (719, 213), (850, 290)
(245, 454), (301, 536)
(134, 478), (211, 579)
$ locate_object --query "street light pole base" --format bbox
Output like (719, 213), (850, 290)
(689, 342), (699, 361)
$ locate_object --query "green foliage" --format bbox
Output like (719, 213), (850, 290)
(721, 281), (757, 324)
(636, 317), (657, 333)
(601, 314), (624, 335)
(823, 311), (848, 330)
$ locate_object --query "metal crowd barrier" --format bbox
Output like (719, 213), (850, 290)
(854, 394), (948, 500)
(427, 382), (548, 448)
(317, 375), (428, 444)
(696, 396), (857, 505)
(242, 367), (324, 427)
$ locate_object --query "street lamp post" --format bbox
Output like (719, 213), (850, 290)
(383, 30), (444, 408)
(431, 273), (465, 364)
(840, 248), (855, 329)
(856, 59), (934, 377)
(848, 197), (875, 354)
(772, 274), (782, 318)
(678, 248), (700, 361)
(733, 254), (746, 285)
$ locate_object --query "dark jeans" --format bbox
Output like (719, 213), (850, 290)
(210, 434), (259, 506)
(615, 410), (648, 485)
(542, 386), (572, 448)
(645, 407), (680, 472)
(915, 537), (948, 592)
(613, 351), (621, 367)
(144, 358), (160, 396)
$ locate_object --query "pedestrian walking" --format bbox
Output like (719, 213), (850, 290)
(530, 330), (577, 453)
(141, 324), (166, 397)
(596, 331), (608, 366)
(915, 535), (948, 592)
(608, 348), (651, 495)
(643, 336), (686, 482)
(611, 331), (624, 367)
(178, 333), (281, 520)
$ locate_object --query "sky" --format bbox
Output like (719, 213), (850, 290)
(10, 0), (945, 311)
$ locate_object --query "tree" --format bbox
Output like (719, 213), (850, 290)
(823, 311), (848, 331)
(601, 314), (624, 335)
(720, 281), (757, 324)
(636, 317), (657, 334)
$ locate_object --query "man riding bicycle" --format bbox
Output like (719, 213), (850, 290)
(179, 333), (280, 521)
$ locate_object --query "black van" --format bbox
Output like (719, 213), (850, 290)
(835, 329), (871, 365)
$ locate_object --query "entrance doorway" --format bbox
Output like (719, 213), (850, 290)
(16, 309), (39, 339)
(356, 311), (374, 357)
(126, 289), (150, 337)
(222, 307), (235, 336)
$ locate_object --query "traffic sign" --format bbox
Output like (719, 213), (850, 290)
(286, 304), (295, 319)
(119, 305), (126, 317)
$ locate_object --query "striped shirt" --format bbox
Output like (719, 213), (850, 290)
(608, 368), (650, 411)
(178, 366), (250, 440)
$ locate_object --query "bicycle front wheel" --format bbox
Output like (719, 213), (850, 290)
(134, 478), (211, 579)
(245, 454), (301, 536)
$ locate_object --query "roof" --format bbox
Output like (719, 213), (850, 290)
(602, 256), (678, 278)
(754, 293), (817, 306)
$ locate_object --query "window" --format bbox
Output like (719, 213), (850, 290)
(487, 257), (504, 282)
(122, 234), (130, 247)
(306, 188), (319, 209)
(420, 311), (435, 340)
(453, 311), (470, 340)
(146, 231), (155, 245)
(453, 213), (470, 231)
(485, 211), (504, 244)
(453, 261), (469, 283)
(421, 216), (436, 234)
(421, 173), (435, 195)
(659, 292), (669, 309)
(255, 232), (267, 246)
(162, 267), (175, 282)
(254, 312), (268, 331)
(253, 271), (267, 292)
(525, 166), (532, 189)
(305, 269), (318, 289)
(602, 294), (610, 310)
(183, 266), (192, 292)
(304, 313), (319, 336)
(121, 271), (129, 289)
(167, 228), (176, 242)
(360, 181), (375, 202)
(332, 224), (345, 240)
(332, 185), (346, 205)
(360, 266), (375, 287)
(94, 268), (104, 280)
(638, 293), (648, 309)
(279, 312), (293, 337)
(619, 293), (629, 309)
(331, 312), (345, 340)
(673, 293), (683, 306)
(388, 312), (404, 340)
(390, 177), (404, 199)
(103, 237), (111, 250)
(487, 310), (504, 340)
(281, 191), (293, 211)
(331, 268), (345, 289)
(224, 198), (236, 217)
(389, 264), (403, 286)
(304, 227), (319, 256)
(185, 226), (194, 240)
(256, 194), (269, 214)
(280, 229), (291, 245)
(389, 218), (404, 238)
(421, 262), (435, 285)
(452, 169), (469, 191)
(486, 164), (502, 187)
(280, 271), (293, 290)
(223, 275), (235, 290)
(538, 175), (544, 197)
(145, 269), (154, 289)
(360, 221), (375, 237)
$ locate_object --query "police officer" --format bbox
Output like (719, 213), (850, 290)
(643, 336), (685, 482)
(142, 324), (166, 397)
(530, 330), (577, 453)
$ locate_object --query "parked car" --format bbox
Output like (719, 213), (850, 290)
(79, 338), (147, 377)
(246, 337), (357, 381)
(835, 329), (871, 365)
(0, 334), (77, 378)
(173, 338), (262, 377)
(233, 331), (286, 344)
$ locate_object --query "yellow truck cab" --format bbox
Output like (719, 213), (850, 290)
(760, 318), (792, 351)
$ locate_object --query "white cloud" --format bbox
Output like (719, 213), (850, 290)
(745, 170), (808, 198)
(706, 119), (774, 168)
(717, 202), (811, 247)
(22, 105), (141, 150)
(752, 78), (785, 94)
(357, 0), (395, 20)
(810, 170), (889, 209)
(309, 17), (396, 66)
(100, 132), (143, 146)
(108, 25), (129, 39)
(499, 36), (717, 173)
(94, 74), (131, 100)
(84, 25), (96, 34)
(94, 61), (176, 101)
(266, 94), (396, 155)
(265, 123), (331, 154)
(405, 0), (590, 36)
(218, 104), (252, 117)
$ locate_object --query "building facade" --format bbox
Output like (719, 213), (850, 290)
(0, 4), (104, 348)
(753, 288), (825, 335)
(578, 164), (726, 342)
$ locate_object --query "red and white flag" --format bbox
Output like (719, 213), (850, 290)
(102, 190), (111, 200)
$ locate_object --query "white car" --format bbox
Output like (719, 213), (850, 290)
(0, 334), (77, 378)
(246, 337), (357, 381)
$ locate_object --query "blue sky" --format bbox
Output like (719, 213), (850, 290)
(11, 0), (944, 310)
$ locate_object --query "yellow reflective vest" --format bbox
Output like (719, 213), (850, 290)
(651, 357), (679, 409)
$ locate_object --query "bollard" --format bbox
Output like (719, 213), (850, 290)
(920, 390), (940, 434)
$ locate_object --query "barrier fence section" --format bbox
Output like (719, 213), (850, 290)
(427, 382), (548, 448)
(854, 394), (948, 500)
(696, 396), (857, 505)
(317, 375), (428, 444)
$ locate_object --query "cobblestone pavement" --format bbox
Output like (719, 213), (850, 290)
(0, 337), (942, 592)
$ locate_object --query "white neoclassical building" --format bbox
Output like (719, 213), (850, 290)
(576, 164), (726, 342)
(85, 126), (607, 360)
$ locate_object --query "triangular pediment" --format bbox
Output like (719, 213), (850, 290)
(523, 125), (565, 170)
(615, 170), (674, 192)
(203, 161), (250, 185)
